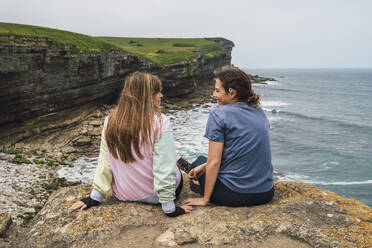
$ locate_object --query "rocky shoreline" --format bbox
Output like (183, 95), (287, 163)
(0, 76), (301, 247)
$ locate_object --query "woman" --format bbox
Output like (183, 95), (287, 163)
(70, 72), (192, 217)
(183, 66), (274, 207)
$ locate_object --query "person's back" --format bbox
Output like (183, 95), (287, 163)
(70, 72), (192, 217)
(106, 113), (180, 201)
(206, 103), (273, 194)
(183, 66), (275, 208)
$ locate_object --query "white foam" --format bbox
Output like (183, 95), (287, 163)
(57, 156), (97, 184)
(276, 172), (310, 182)
(261, 101), (290, 107)
(306, 180), (372, 186)
(254, 80), (280, 86)
(277, 171), (372, 186)
(264, 80), (280, 86)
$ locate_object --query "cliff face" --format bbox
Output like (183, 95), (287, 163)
(0, 38), (233, 125)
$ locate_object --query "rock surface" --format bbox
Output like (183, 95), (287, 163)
(0, 212), (11, 237)
(6, 178), (372, 248)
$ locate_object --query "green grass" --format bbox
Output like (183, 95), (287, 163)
(0, 22), (227, 65)
(97, 37), (225, 65)
(33, 159), (44, 164)
(47, 160), (55, 166)
(7, 148), (21, 154)
(0, 22), (119, 54)
(11, 156), (32, 164)
(21, 113), (55, 128)
(41, 177), (69, 191)
(19, 214), (33, 226)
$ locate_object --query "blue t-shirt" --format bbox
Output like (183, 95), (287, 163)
(204, 103), (273, 194)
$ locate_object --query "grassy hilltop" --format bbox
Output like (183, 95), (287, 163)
(0, 22), (225, 65)
(97, 37), (225, 65)
(0, 22), (118, 54)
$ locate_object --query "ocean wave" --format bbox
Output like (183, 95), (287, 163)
(261, 101), (290, 107)
(271, 109), (372, 133)
(276, 171), (372, 186)
(309, 180), (372, 186)
(263, 80), (280, 86)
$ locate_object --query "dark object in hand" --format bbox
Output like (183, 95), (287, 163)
(177, 157), (191, 173)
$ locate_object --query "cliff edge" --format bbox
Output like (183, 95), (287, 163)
(2, 177), (371, 248)
(0, 22), (234, 126)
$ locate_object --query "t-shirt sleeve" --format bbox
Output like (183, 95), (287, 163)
(204, 109), (224, 142)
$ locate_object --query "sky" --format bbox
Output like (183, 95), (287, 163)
(1, 0), (372, 68)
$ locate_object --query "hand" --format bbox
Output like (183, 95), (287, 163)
(188, 163), (206, 179)
(70, 200), (88, 211)
(179, 204), (193, 213)
(182, 197), (208, 206)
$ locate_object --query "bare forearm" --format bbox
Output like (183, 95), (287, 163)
(203, 161), (220, 202)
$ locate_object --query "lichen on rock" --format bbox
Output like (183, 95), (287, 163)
(7, 177), (372, 248)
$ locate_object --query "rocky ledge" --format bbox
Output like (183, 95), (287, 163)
(2, 177), (371, 248)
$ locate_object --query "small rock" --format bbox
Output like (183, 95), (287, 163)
(0, 212), (12, 237)
(0, 153), (9, 160)
(327, 214), (334, 218)
(90, 120), (102, 127)
(54, 152), (64, 160)
(156, 230), (177, 247)
(14, 143), (24, 150)
(24, 208), (36, 214)
(61, 146), (75, 154)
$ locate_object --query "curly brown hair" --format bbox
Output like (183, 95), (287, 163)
(213, 66), (260, 108)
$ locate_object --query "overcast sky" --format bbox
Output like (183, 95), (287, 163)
(1, 0), (371, 68)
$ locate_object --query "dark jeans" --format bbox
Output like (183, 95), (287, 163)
(190, 156), (274, 207)
(175, 172), (183, 199)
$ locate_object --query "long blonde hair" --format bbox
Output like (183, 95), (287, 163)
(105, 72), (162, 163)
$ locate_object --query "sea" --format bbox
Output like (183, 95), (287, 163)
(58, 68), (372, 207)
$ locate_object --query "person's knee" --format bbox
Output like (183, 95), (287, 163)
(195, 155), (207, 164)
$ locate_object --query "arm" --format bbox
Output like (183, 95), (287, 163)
(183, 140), (223, 206)
(153, 131), (177, 212)
(188, 163), (206, 179)
(202, 140), (224, 204)
(70, 124), (112, 210)
(91, 126), (113, 197)
(153, 117), (192, 216)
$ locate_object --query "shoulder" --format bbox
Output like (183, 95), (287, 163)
(155, 113), (173, 133)
(209, 104), (235, 120)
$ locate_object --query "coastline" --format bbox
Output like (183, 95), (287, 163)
(0, 76), (274, 228)
(1, 76), (372, 246)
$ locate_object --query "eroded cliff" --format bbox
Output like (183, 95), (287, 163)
(0, 36), (233, 126)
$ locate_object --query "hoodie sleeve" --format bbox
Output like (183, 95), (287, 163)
(152, 115), (177, 205)
(91, 117), (113, 200)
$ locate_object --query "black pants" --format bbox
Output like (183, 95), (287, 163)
(175, 171), (183, 199)
(190, 156), (274, 207)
